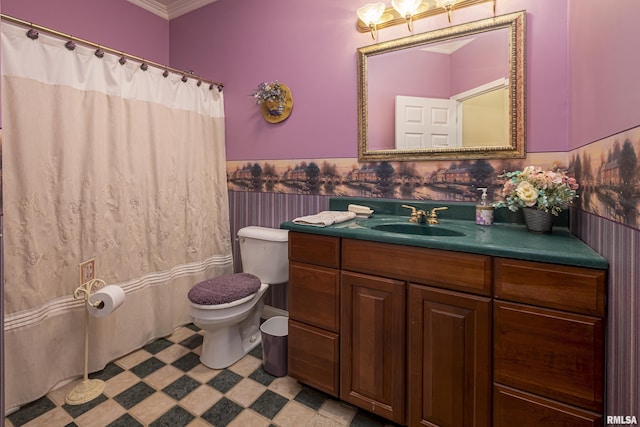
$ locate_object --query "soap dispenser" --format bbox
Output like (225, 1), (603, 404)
(476, 188), (494, 226)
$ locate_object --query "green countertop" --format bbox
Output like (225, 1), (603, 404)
(280, 199), (607, 270)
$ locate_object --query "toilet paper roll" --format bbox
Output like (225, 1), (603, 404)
(88, 285), (125, 318)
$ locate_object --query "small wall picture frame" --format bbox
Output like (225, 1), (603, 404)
(79, 258), (96, 285)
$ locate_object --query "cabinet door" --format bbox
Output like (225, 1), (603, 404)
(407, 284), (491, 427)
(341, 271), (406, 425)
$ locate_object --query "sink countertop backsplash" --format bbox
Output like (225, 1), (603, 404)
(328, 196), (569, 226)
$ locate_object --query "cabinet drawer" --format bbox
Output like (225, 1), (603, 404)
(342, 238), (492, 295)
(288, 320), (339, 397)
(494, 258), (606, 316)
(493, 384), (602, 427)
(494, 301), (603, 411)
(289, 232), (340, 268)
(289, 261), (340, 332)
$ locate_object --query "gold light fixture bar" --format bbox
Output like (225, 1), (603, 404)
(356, 0), (494, 33)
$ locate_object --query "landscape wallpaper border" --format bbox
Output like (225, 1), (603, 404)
(227, 126), (640, 231)
(0, 127), (638, 230)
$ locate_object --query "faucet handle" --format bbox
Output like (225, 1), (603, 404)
(402, 204), (417, 214)
(431, 206), (448, 214)
(402, 204), (421, 223)
(428, 207), (448, 224)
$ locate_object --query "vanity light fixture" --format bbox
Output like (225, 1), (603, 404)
(356, 0), (497, 36)
(391, 0), (424, 32)
(356, 3), (387, 39)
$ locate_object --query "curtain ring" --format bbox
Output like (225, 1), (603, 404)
(95, 48), (105, 58)
(162, 70), (169, 78)
(140, 63), (148, 71)
(26, 28), (39, 40)
(65, 40), (76, 51)
(119, 56), (127, 65)
(181, 75), (188, 83)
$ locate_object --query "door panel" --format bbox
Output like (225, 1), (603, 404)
(395, 95), (458, 149)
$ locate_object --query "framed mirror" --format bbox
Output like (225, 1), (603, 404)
(357, 10), (526, 161)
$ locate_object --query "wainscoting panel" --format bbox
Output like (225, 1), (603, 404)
(572, 209), (639, 419)
(228, 191), (330, 311)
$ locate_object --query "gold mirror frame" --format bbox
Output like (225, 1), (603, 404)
(357, 10), (526, 161)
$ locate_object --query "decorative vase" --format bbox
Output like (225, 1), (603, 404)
(522, 207), (554, 233)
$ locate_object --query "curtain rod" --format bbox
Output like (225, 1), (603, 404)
(0, 13), (224, 91)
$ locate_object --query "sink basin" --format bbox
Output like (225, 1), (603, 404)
(371, 223), (466, 237)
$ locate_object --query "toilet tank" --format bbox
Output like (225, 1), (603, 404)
(237, 226), (289, 284)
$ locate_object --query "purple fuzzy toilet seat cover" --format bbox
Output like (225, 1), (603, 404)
(188, 273), (261, 305)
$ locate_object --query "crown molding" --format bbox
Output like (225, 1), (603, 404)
(127, 0), (218, 20)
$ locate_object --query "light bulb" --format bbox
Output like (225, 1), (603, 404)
(357, 3), (386, 39)
(356, 3), (386, 26)
(391, 0), (422, 32)
(391, 0), (422, 17)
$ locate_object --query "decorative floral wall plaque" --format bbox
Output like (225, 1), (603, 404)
(252, 81), (293, 123)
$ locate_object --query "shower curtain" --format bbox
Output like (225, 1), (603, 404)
(1, 21), (233, 409)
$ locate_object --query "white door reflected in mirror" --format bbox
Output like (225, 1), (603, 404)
(395, 95), (458, 149)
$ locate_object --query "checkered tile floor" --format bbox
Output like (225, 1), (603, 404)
(5, 323), (401, 427)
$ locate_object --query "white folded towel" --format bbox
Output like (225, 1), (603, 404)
(293, 211), (357, 227)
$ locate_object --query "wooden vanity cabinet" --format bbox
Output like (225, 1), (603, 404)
(287, 231), (607, 427)
(493, 258), (606, 426)
(287, 232), (341, 396)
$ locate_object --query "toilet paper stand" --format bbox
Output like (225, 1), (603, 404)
(65, 278), (108, 405)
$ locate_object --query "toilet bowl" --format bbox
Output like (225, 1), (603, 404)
(188, 226), (289, 369)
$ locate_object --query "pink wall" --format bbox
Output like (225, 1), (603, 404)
(1, 0), (169, 64)
(568, 0), (640, 149)
(170, 0), (569, 159)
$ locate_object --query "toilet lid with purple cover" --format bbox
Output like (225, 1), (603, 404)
(188, 273), (261, 305)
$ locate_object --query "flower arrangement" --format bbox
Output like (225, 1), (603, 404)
(251, 81), (286, 116)
(493, 166), (579, 215)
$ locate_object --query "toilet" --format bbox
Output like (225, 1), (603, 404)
(188, 226), (289, 369)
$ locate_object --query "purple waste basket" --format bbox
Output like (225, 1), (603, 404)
(260, 316), (288, 377)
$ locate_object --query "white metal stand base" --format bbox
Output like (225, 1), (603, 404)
(65, 379), (105, 405)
